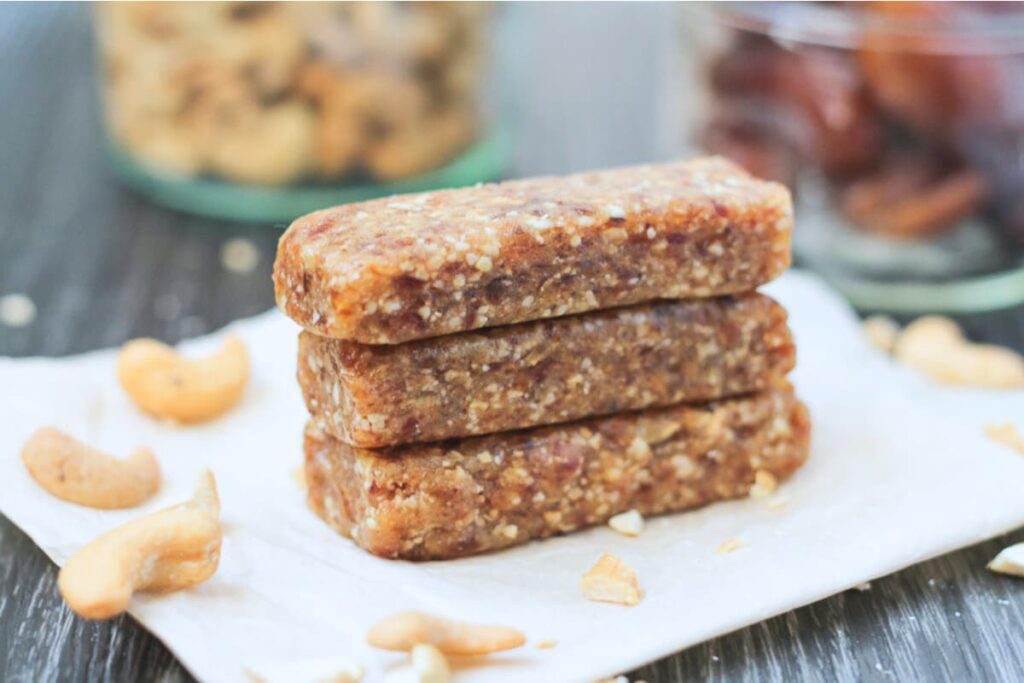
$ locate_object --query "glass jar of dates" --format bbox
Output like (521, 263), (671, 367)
(95, 2), (503, 222)
(690, 2), (1024, 312)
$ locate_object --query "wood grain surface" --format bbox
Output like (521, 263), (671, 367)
(2, 4), (1024, 682)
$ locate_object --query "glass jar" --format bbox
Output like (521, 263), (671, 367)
(688, 2), (1024, 312)
(95, 2), (503, 222)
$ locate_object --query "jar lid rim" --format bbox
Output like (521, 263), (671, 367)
(704, 2), (1024, 53)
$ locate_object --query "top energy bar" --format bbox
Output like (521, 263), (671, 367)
(273, 157), (792, 344)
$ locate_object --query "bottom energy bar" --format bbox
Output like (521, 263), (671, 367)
(305, 385), (810, 560)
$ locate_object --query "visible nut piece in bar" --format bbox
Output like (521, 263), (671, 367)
(299, 293), (795, 446)
(608, 510), (645, 537)
(581, 553), (643, 606)
(21, 427), (160, 509)
(749, 470), (778, 498)
(274, 157), (792, 343)
(305, 386), (810, 560)
(367, 611), (526, 656)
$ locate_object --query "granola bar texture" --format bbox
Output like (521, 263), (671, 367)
(298, 293), (795, 447)
(274, 157), (793, 344)
(305, 385), (810, 560)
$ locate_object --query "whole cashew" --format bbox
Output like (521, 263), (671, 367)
(367, 611), (525, 656)
(21, 427), (160, 509)
(57, 470), (222, 620)
(894, 316), (1024, 389)
(117, 336), (249, 423)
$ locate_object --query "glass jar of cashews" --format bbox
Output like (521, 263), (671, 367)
(95, 2), (503, 221)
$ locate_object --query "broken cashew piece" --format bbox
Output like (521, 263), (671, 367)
(117, 335), (250, 423)
(367, 611), (526, 656)
(988, 543), (1024, 578)
(985, 423), (1024, 455)
(408, 644), (451, 683)
(862, 315), (900, 354)
(893, 316), (1024, 389)
(21, 427), (160, 509)
(57, 470), (222, 620)
(581, 552), (643, 606)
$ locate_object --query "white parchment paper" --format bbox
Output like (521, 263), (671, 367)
(3, 271), (1024, 683)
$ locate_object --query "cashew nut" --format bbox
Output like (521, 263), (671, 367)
(862, 315), (900, 354)
(894, 316), (1024, 389)
(383, 645), (451, 683)
(580, 552), (643, 606)
(988, 542), (1024, 578)
(117, 336), (249, 423)
(21, 427), (160, 509)
(367, 611), (526, 656)
(410, 644), (451, 683)
(57, 470), (222, 620)
(985, 423), (1024, 455)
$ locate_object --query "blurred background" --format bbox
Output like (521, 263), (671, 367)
(5, 2), (1024, 352)
(4, 1), (1024, 357)
(0, 1), (686, 358)
(4, 3), (1024, 681)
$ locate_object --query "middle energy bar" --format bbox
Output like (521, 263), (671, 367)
(299, 292), (795, 447)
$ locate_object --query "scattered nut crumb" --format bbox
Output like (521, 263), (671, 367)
(535, 639), (558, 650)
(220, 237), (261, 274)
(984, 423), (1024, 455)
(853, 582), (872, 592)
(716, 538), (745, 555)
(409, 643), (451, 683)
(367, 611), (525, 655)
(749, 470), (777, 498)
(581, 552), (642, 606)
(291, 464), (307, 489)
(766, 495), (790, 511)
(893, 316), (1024, 389)
(988, 543), (1024, 578)
(0, 293), (36, 327)
(608, 509), (644, 537)
(862, 315), (900, 353)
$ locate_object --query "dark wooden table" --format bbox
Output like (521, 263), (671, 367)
(3, 4), (1024, 682)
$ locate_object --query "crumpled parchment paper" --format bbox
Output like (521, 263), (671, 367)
(3, 271), (1024, 682)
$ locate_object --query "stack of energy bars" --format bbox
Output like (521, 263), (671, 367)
(273, 157), (810, 560)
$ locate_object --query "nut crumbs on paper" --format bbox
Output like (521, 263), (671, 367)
(985, 423), (1024, 455)
(716, 538), (745, 555)
(581, 553), (643, 606)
